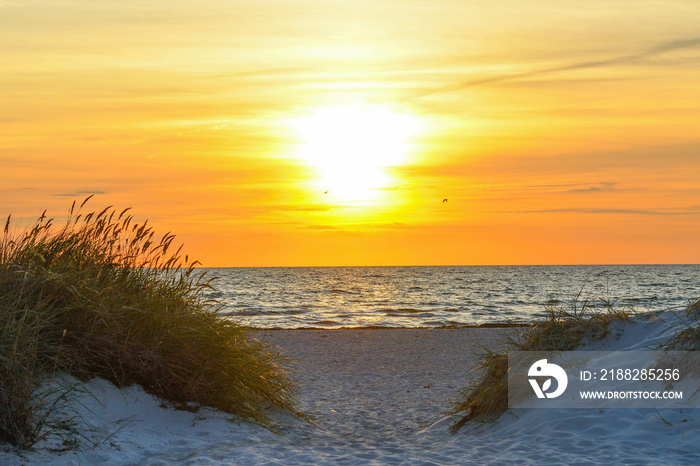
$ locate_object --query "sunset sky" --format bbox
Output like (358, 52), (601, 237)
(2, 1), (700, 266)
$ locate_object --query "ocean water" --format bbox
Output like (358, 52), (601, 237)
(203, 265), (700, 329)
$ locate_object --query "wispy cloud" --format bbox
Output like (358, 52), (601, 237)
(561, 183), (618, 194)
(206, 67), (310, 80)
(566, 187), (605, 193)
(517, 182), (617, 194)
(53, 190), (106, 198)
(498, 207), (700, 216)
(271, 204), (333, 213)
(417, 37), (700, 98)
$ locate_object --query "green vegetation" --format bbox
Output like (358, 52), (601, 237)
(0, 198), (297, 448)
(450, 295), (633, 432)
(663, 300), (700, 351)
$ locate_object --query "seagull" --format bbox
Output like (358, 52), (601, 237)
(442, 198), (448, 203)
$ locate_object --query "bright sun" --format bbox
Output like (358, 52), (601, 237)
(294, 106), (419, 202)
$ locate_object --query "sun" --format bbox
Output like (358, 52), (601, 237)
(294, 105), (419, 202)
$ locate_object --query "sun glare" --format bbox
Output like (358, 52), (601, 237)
(294, 106), (419, 202)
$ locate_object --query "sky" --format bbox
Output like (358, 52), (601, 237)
(2, 0), (700, 266)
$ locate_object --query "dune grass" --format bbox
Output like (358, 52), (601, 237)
(450, 295), (633, 432)
(662, 300), (700, 351)
(0, 199), (297, 448)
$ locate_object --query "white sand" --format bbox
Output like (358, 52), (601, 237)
(3, 316), (699, 465)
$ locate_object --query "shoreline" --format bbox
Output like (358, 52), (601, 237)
(245, 322), (530, 331)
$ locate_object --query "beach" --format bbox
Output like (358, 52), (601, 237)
(4, 316), (699, 465)
(257, 328), (511, 437)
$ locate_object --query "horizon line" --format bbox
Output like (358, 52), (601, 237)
(199, 263), (700, 269)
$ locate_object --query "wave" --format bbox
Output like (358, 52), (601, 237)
(380, 308), (427, 314)
(384, 310), (434, 318)
(311, 320), (342, 327)
(329, 288), (359, 295)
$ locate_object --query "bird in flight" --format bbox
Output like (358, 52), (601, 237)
(443, 198), (448, 203)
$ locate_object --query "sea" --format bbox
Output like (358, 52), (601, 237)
(203, 265), (700, 329)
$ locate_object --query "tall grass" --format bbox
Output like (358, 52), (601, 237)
(0, 198), (296, 448)
(663, 300), (700, 351)
(450, 295), (632, 432)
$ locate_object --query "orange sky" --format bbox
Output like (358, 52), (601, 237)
(2, 1), (700, 266)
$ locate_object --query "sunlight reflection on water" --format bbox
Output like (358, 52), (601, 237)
(204, 265), (700, 329)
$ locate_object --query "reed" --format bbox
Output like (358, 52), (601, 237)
(0, 198), (297, 448)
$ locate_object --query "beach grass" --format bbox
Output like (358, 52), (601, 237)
(450, 295), (633, 432)
(662, 300), (700, 351)
(0, 199), (297, 448)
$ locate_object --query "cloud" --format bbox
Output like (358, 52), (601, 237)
(497, 207), (699, 216)
(567, 187), (603, 193)
(53, 190), (106, 198)
(206, 67), (310, 80)
(302, 225), (339, 231)
(519, 182), (617, 193)
(272, 204), (333, 213)
(563, 183), (617, 194)
(417, 37), (700, 98)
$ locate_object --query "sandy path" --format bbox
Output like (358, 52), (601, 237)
(256, 328), (509, 438)
(175, 328), (509, 465)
